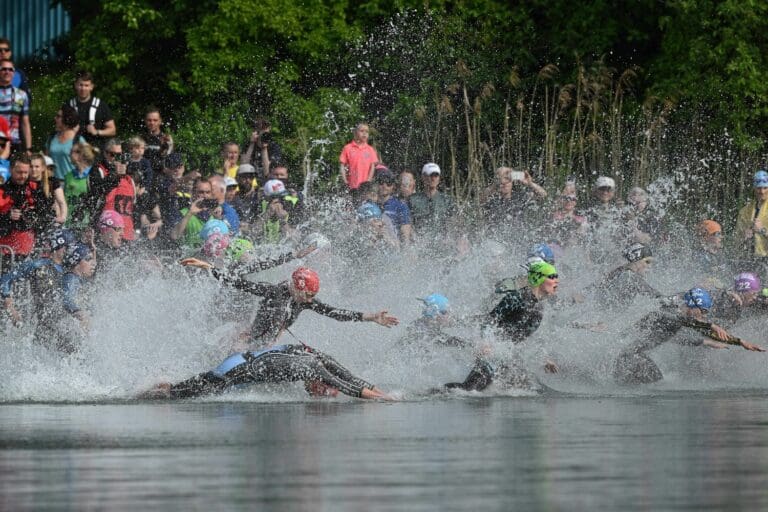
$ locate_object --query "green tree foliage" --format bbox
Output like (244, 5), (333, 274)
(41, 0), (768, 207)
(651, 0), (768, 146)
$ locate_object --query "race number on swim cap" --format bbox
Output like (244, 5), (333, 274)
(735, 272), (761, 293)
(683, 288), (712, 311)
(292, 267), (320, 293)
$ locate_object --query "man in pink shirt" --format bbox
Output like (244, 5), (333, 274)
(339, 123), (379, 191)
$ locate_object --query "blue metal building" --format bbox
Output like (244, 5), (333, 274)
(0, 0), (70, 60)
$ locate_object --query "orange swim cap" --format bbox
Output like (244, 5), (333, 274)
(697, 220), (721, 237)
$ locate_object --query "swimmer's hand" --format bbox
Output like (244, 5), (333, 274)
(739, 340), (765, 352)
(179, 257), (213, 269)
(364, 310), (399, 327)
(544, 360), (559, 374)
(710, 323), (729, 342)
(295, 243), (317, 259)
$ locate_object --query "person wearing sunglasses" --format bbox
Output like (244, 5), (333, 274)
(0, 39), (29, 101)
(0, 57), (31, 157)
(613, 287), (763, 385)
(551, 189), (588, 247)
(444, 261), (561, 393)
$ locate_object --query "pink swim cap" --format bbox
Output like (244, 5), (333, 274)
(99, 210), (125, 233)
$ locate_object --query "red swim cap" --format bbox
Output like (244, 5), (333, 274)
(292, 267), (320, 293)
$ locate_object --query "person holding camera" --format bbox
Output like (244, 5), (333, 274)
(170, 177), (224, 248)
(242, 118), (282, 180)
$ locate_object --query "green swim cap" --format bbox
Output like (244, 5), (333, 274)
(227, 237), (254, 261)
(528, 261), (558, 287)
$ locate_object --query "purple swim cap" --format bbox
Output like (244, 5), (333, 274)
(735, 272), (761, 293)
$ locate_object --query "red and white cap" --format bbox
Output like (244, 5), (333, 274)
(263, 179), (287, 197)
(291, 267), (320, 294)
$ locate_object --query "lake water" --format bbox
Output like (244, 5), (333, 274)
(3, 391), (768, 511)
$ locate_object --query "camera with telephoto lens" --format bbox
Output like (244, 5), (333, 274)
(258, 131), (272, 145)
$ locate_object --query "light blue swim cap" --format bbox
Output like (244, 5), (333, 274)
(420, 293), (450, 318)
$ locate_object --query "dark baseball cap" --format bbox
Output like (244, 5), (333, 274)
(164, 152), (184, 169)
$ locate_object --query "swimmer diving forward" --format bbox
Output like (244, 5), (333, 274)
(140, 261), (398, 399)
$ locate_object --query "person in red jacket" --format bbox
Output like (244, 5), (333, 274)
(102, 160), (138, 241)
(0, 155), (45, 267)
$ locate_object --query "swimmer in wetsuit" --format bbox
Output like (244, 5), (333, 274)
(612, 288), (764, 385)
(445, 261), (560, 392)
(141, 262), (398, 399)
(590, 243), (663, 308)
(180, 258), (398, 347)
(145, 344), (391, 400)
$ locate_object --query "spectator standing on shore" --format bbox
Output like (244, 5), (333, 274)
(140, 106), (173, 178)
(0, 156), (46, 265)
(65, 71), (116, 149)
(45, 105), (83, 180)
(0, 39), (29, 102)
(218, 142), (240, 179)
(339, 123), (378, 192)
(242, 118), (281, 181)
(0, 58), (31, 156)
(736, 170), (768, 268)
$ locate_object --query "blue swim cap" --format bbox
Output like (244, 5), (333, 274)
(49, 228), (76, 251)
(420, 293), (450, 318)
(683, 288), (712, 311)
(199, 219), (230, 240)
(754, 170), (768, 188)
(528, 243), (555, 264)
(63, 242), (92, 268)
(357, 202), (382, 221)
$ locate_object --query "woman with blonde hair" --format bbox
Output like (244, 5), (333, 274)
(65, 141), (116, 229)
(29, 153), (67, 230)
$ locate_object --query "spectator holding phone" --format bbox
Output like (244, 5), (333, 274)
(483, 166), (547, 234)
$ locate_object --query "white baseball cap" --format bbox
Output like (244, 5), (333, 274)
(422, 163), (441, 176)
(44, 155), (55, 167)
(594, 176), (616, 189)
(224, 177), (238, 187)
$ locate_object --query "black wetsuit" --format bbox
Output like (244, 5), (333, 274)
(488, 286), (544, 341)
(446, 287), (545, 392)
(612, 311), (710, 384)
(210, 267), (364, 346)
(592, 267), (663, 307)
(168, 344), (374, 399)
(402, 317), (469, 348)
